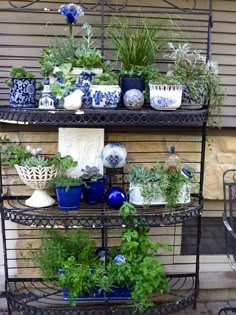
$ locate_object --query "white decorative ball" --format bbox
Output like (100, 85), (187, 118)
(101, 143), (128, 169)
(123, 89), (144, 110)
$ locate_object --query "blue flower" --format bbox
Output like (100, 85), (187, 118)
(58, 3), (84, 25)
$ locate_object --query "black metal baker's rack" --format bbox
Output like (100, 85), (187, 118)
(0, 0), (212, 314)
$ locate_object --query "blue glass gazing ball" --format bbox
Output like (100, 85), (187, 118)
(105, 187), (127, 209)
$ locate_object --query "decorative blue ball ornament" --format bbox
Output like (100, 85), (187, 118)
(123, 89), (144, 110)
(101, 143), (128, 169)
(114, 254), (126, 265)
(105, 187), (127, 209)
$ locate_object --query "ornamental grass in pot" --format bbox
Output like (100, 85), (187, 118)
(107, 17), (166, 103)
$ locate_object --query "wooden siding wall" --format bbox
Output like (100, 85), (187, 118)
(0, 0), (233, 126)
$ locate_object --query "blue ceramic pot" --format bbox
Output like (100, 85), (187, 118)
(83, 177), (106, 204)
(56, 185), (83, 211)
(10, 78), (36, 108)
(105, 187), (127, 209)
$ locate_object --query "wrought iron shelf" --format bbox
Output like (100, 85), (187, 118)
(0, 106), (208, 127)
(6, 274), (197, 315)
(1, 197), (202, 228)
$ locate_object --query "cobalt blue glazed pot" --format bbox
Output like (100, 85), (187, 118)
(55, 185), (83, 211)
(83, 177), (106, 204)
(105, 187), (127, 209)
(10, 78), (36, 108)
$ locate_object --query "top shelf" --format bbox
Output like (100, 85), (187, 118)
(0, 106), (208, 127)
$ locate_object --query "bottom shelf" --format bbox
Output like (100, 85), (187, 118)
(6, 274), (198, 315)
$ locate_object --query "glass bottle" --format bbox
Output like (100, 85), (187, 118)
(166, 146), (180, 172)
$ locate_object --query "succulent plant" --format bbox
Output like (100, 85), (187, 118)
(81, 165), (103, 181)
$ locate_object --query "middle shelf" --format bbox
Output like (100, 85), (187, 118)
(1, 197), (202, 228)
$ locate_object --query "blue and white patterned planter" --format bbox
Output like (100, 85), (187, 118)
(149, 83), (182, 110)
(73, 68), (103, 108)
(181, 83), (206, 109)
(90, 85), (121, 109)
(10, 78), (36, 108)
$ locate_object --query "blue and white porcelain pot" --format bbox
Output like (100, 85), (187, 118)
(181, 83), (207, 109)
(90, 85), (121, 109)
(101, 143), (128, 168)
(10, 78), (36, 108)
(149, 83), (182, 110)
(74, 69), (103, 108)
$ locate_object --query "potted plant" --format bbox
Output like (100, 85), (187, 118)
(128, 163), (194, 208)
(49, 175), (84, 211)
(0, 139), (78, 208)
(81, 165), (106, 204)
(51, 63), (84, 111)
(107, 18), (166, 101)
(115, 202), (170, 311)
(90, 72), (121, 109)
(28, 202), (170, 311)
(28, 228), (120, 303)
(166, 42), (225, 124)
(5, 66), (36, 108)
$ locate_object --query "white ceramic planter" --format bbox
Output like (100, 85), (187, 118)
(149, 83), (183, 110)
(129, 183), (191, 206)
(15, 165), (58, 208)
(90, 85), (121, 109)
(70, 68), (103, 76)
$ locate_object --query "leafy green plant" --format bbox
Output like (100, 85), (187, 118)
(116, 202), (171, 311)
(29, 229), (97, 280)
(166, 42), (225, 126)
(49, 175), (83, 191)
(107, 18), (166, 70)
(129, 163), (194, 208)
(81, 165), (104, 181)
(5, 66), (35, 87)
(92, 72), (119, 86)
(74, 23), (103, 69)
(51, 64), (77, 101)
(0, 138), (77, 172)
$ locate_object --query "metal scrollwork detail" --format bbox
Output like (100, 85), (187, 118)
(104, 0), (128, 11)
(8, 0), (40, 8)
(162, 0), (196, 12)
(78, 0), (102, 10)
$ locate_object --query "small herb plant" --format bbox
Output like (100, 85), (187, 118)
(5, 66), (35, 87)
(81, 165), (104, 181)
(116, 202), (170, 311)
(92, 72), (119, 86)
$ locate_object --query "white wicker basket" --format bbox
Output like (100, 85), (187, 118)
(15, 165), (58, 208)
(149, 83), (183, 110)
